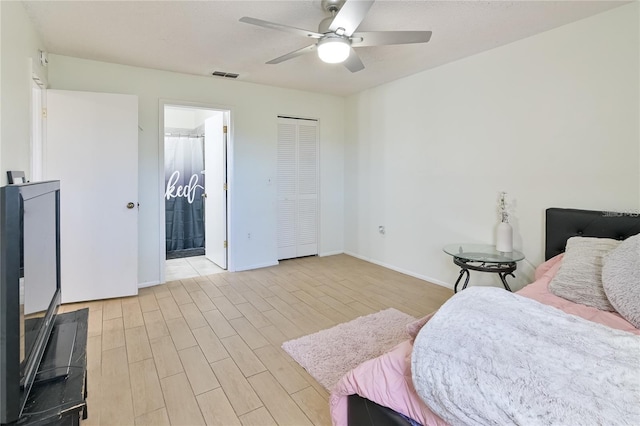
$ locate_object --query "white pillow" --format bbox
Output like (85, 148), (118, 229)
(549, 236), (620, 311)
(602, 234), (640, 328)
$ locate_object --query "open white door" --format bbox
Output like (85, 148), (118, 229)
(45, 90), (138, 303)
(204, 113), (227, 269)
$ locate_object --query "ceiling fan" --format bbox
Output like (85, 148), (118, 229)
(239, 0), (432, 73)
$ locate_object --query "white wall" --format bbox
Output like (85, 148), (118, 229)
(165, 106), (217, 130)
(0, 1), (48, 182)
(5, 1), (637, 293)
(345, 3), (640, 291)
(47, 55), (345, 285)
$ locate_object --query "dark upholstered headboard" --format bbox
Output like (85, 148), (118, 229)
(545, 208), (640, 260)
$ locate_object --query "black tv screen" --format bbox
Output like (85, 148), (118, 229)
(20, 189), (60, 378)
(0, 180), (61, 423)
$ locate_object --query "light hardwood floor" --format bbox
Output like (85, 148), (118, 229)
(59, 254), (453, 426)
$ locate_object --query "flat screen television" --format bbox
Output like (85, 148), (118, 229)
(0, 180), (62, 424)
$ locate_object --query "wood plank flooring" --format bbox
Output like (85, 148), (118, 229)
(59, 254), (453, 426)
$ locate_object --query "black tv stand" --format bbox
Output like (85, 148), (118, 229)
(16, 309), (88, 426)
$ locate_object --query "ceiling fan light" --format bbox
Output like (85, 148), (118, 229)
(317, 38), (350, 64)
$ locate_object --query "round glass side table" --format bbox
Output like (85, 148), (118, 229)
(443, 244), (525, 293)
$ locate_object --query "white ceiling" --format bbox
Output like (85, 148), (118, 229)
(22, 0), (627, 97)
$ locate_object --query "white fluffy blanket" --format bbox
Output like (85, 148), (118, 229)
(412, 287), (640, 426)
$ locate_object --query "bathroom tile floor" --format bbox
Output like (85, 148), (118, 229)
(165, 256), (224, 281)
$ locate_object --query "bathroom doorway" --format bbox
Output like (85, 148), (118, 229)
(163, 104), (230, 281)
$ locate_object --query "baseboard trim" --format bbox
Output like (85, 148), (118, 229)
(343, 251), (453, 290)
(319, 250), (344, 257)
(234, 260), (279, 272)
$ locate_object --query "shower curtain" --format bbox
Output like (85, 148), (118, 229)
(165, 134), (206, 257)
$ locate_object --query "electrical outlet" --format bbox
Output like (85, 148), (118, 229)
(378, 226), (385, 235)
(247, 233), (251, 240)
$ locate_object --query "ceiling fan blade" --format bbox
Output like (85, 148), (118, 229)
(266, 44), (317, 65)
(328, 0), (375, 36)
(239, 17), (323, 39)
(343, 49), (365, 73)
(351, 31), (432, 47)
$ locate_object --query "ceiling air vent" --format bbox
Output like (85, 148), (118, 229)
(212, 71), (239, 79)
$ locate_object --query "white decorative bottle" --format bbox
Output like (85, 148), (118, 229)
(496, 220), (513, 252)
(496, 192), (513, 252)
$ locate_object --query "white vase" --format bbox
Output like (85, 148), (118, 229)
(496, 222), (513, 252)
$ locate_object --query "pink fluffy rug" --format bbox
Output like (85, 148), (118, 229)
(282, 308), (415, 390)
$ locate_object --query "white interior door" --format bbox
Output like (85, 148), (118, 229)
(204, 113), (227, 269)
(296, 122), (319, 257)
(45, 89), (138, 303)
(277, 121), (297, 260)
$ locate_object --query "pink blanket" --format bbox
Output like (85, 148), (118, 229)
(329, 255), (640, 425)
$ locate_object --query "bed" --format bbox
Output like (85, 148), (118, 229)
(331, 207), (640, 426)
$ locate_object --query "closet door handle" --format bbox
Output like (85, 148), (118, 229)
(127, 202), (135, 209)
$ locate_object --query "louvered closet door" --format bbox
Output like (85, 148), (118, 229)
(277, 117), (318, 260)
(277, 121), (297, 260)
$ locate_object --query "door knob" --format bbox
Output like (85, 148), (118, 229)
(127, 202), (135, 209)
(202, 193), (208, 198)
